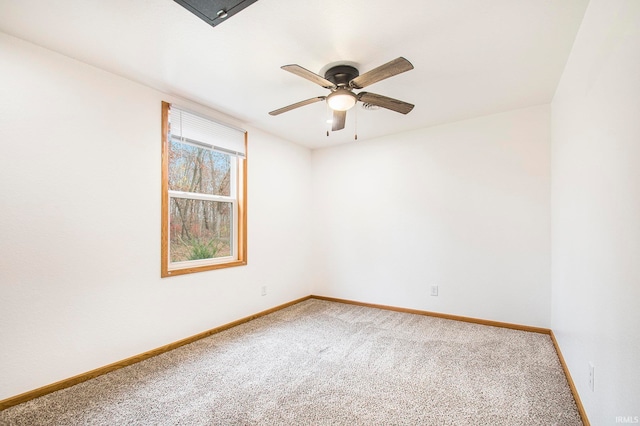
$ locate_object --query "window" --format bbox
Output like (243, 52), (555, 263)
(161, 102), (247, 277)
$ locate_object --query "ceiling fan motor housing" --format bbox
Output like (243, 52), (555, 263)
(324, 65), (359, 87)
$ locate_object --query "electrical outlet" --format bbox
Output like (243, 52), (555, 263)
(588, 362), (595, 391)
(430, 285), (438, 296)
(261, 285), (267, 296)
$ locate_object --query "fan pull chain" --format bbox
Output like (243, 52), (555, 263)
(326, 103), (331, 137)
(354, 105), (358, 140)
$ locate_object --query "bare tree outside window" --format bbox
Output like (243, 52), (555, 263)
(168, 141), (232, 262)
(168, 141), (231, 196)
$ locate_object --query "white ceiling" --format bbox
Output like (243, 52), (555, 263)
(0, 0), (589, 149)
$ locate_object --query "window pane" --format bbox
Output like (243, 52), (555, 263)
(169, 198), (232, 263)
(169, 140), (231, 196)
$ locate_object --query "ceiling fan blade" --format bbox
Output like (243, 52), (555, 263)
(358, 92), (414, 114)
(332, 110), (346, 131)
(269, 96), (326, 116)
(349, 57), (414, 89)
(281, 65), (336, 89)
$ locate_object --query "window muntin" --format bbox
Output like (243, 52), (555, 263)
(161, 102), (247, 277)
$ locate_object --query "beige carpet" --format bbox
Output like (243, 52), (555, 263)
(0, 299), (582, 425)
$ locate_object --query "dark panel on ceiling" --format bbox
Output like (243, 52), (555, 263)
(174, 0), (259, 28)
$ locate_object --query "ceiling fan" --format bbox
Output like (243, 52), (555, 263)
(269, 57), (415, 132)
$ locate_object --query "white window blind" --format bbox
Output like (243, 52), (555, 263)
(169, 105), (246, 158)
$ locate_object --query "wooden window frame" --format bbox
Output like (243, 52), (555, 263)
(161, 101), (247, 277)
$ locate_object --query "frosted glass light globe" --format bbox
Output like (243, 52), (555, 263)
(327, 90), (357, 111)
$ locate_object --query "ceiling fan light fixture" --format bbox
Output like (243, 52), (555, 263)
(326, 90), (357, 111)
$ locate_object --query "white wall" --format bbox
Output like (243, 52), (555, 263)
(311, 105), (551, 327)
(0, 33), (312, 400)
(551, 0), (640, 423)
